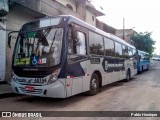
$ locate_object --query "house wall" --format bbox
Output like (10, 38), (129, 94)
(76, 0), (86, 21)
(85, 10), (95, 26)
(5, 4), (38, 81)
(0, 22), (6, 81)
(56, 0), (76, 12)
(40, 0), (79, 18)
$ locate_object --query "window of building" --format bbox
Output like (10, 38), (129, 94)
(104, 37), (115, 57)
(0, 0), (9, 16)
(89, 31), (104, 55)
(115, 42), (122, 57)
(66, 4), (73, 10)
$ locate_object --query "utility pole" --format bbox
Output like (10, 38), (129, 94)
(123, 18), (125, 40)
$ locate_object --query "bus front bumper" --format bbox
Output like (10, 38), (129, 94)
(11, 80), (66, 98)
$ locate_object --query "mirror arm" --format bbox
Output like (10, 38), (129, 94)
(8, 31), (19, 48)
(8, 31), (19, 38)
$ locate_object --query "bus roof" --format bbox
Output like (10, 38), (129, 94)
(22, 15), (136, 49)
(138, 50), (149, 55)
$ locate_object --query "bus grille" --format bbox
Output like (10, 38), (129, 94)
(19, 87), (43, 95)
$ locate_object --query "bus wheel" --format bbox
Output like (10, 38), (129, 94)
(87, 74), (99, 95)
(146, 65), (149, 71)
(138, 67), (142, 74)
(125, 70), (131, 82)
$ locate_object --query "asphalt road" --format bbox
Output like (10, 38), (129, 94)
(1, 60), (160, 120)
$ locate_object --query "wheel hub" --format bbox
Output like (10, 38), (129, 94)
(91, 79), (97, 90)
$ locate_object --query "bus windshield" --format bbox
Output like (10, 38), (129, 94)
(13, 28), (63, 67)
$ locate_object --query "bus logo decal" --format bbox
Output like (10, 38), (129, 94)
(32, 56), (38, 65)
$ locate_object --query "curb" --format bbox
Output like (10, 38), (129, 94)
(0, 81), (8, 84)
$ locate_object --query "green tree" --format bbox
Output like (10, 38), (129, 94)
(131, 32), (156, 55)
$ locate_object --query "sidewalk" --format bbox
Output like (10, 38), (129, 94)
(0, 82), (13, 98)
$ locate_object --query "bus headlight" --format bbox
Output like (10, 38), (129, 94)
(47, 68), (60, 84)
(12, 72), (16, 82)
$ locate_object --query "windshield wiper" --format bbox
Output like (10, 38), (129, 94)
(49, 29), (57, 52)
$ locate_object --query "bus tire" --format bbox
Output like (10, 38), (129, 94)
(146, 65), (149, 71)
(138, 66), (142, 74)
(87, 74), (99, 96)
(125, 70), (131, 82)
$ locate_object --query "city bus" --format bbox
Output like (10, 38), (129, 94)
(137, 50), (150, 73)
(8, 15), (137, 98)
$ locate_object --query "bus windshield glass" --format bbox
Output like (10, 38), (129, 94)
(14, 28), (63, 67)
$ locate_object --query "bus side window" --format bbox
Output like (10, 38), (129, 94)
(68, 31), (86, 55)
(67, 28), (87, 64)
(104, 38), (115, 57)
(115, 42), (122, 57)
(122, 44), (129, 58)
(128, 47), (133, 58)
(89, 31), (104, 56)
(76, 32), (86, 55)
(141, 53), (144, 60)
(132, 49), (137, 59)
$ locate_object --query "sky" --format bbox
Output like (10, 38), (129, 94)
(91, 0), (160, 54)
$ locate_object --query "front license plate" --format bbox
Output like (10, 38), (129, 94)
(25, 86), (34, 91)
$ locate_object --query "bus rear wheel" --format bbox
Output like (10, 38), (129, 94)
(87, 74), (99, 96)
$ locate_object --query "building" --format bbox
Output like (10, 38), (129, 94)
(0, 0), (104, 82)
(96, 19), (116, 35)
(0, 0), (8, 82)
(115, 29), (137, 44)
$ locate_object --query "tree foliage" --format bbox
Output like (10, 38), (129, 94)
(131, 32), (155, 55)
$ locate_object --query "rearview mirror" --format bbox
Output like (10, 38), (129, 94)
(8, 31), (19, 48)
(8, 35), (12, 48)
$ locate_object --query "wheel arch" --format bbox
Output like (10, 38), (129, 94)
(92, 70), (102, 87)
